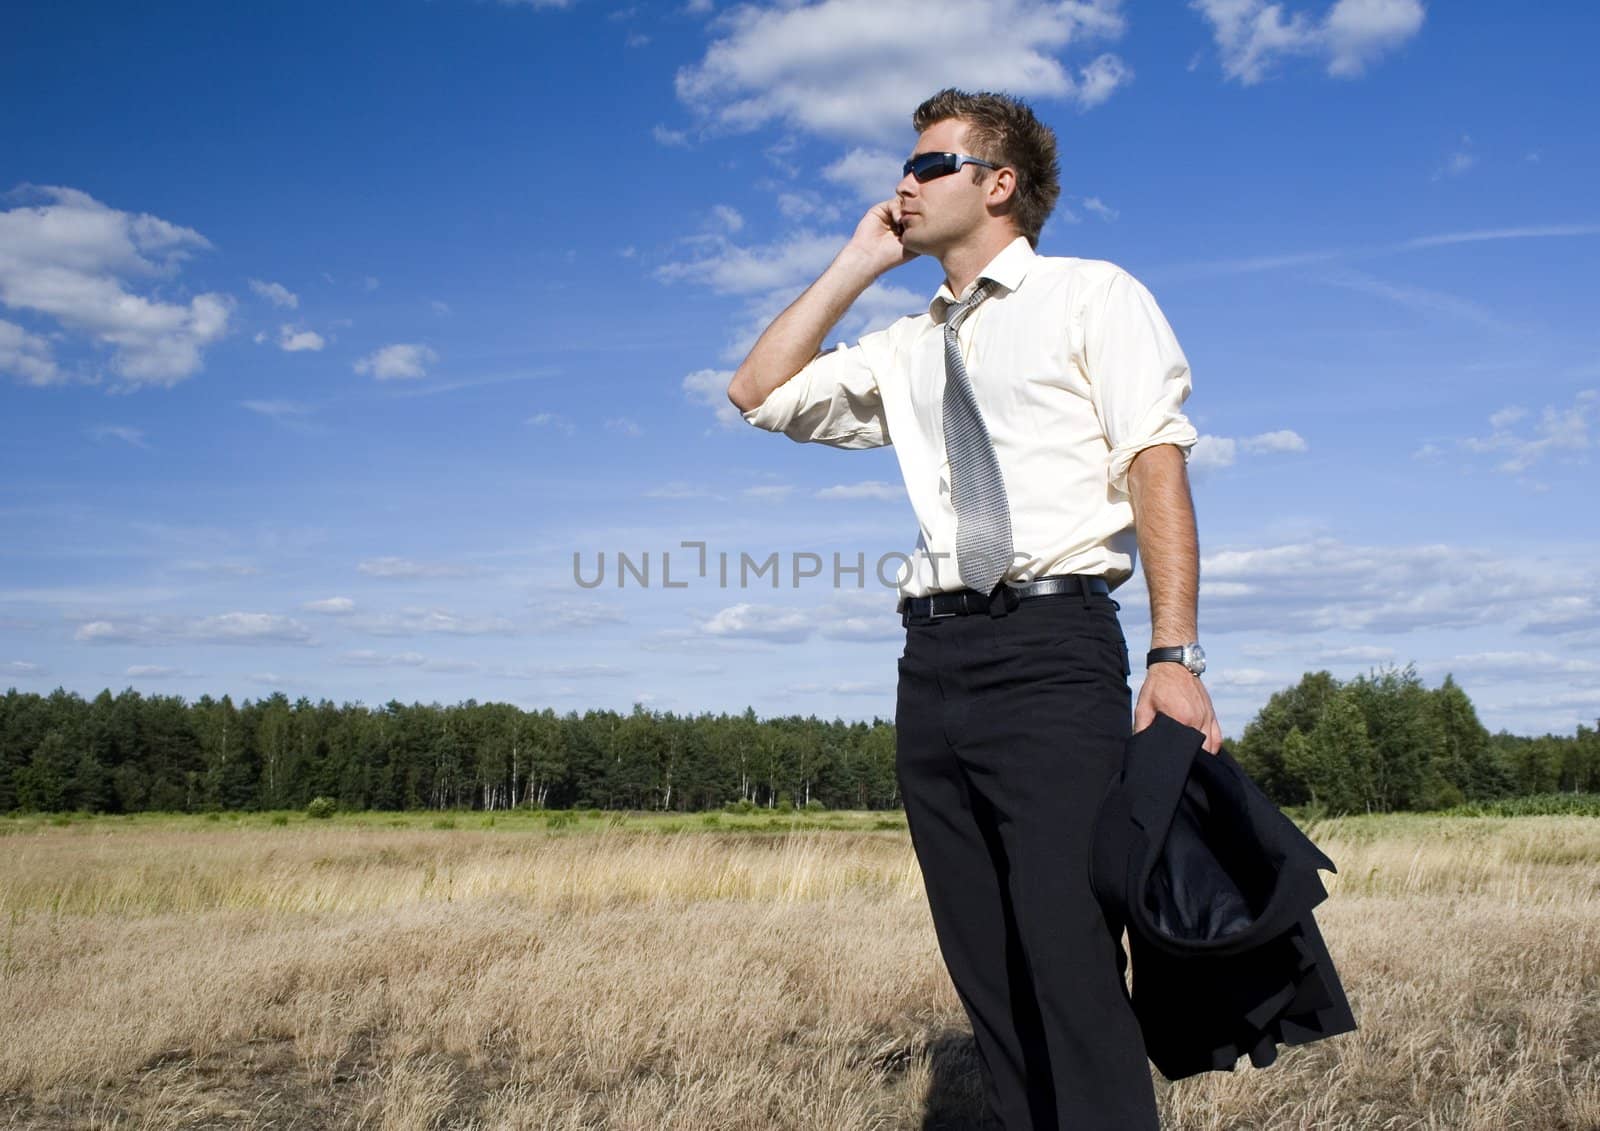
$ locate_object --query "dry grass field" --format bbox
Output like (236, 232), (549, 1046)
(0, 809), (1596, 1130)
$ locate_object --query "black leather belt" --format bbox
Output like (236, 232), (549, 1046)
(899, 574), (1111, 624)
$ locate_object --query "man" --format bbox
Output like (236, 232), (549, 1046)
(728, 88), (1222, 1129)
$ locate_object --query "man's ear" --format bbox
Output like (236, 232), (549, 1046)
(987, 167), (1018, 209)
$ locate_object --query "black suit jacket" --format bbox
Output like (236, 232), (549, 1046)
(1090, 712), (1358, 1080)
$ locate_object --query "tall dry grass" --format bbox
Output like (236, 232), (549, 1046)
(0, 814), (1596, 1129)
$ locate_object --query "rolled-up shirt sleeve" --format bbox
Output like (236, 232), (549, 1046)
(740, 327), (893, 449)
(1083, 269), (1200, 494)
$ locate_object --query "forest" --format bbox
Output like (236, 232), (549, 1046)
(3, 664), (1596, 815)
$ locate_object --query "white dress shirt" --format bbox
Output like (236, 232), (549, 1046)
(741, 236), (1199, 599)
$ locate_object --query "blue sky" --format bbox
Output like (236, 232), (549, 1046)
(3, 0), (1597, 739)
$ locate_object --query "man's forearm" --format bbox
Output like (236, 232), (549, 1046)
(1126, 444), (1199, 648)
(726, 247), (881, 414)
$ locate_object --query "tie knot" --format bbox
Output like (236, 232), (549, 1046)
(945, 279), (994, 333)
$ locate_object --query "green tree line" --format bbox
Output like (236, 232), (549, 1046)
(3, 664), (1596, 815)
(1232, 665), (1600, 812)
(0, 689), (898, 814)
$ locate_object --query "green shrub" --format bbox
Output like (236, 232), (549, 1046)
(723, 798), (757, 814)
(269, 813), (289, 827)
(774, 799), (794, 814)
(306, 796), (337, 820)
(545, 810), (576, 830)
(803, 799), (825, 812)
(432, 817), (457, 830)
(701, 813), (722, 827)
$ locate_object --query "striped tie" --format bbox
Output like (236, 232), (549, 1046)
(942, 280), (1014, 597)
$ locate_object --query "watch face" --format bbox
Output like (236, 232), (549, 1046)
(1184, 642), (1207, 674)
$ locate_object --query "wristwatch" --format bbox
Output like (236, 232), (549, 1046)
(1147, 641), (1206, 677)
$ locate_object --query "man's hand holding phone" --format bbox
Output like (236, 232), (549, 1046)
(844, 199), (919, 278)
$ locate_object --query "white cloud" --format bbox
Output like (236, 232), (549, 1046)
(276, 324), (325, 352)
(791, 679), (888, 695)
(346, 608), (519, 637)
(87, 424), (150, 449)
(526, 410), (576, 435)
(125, 665), (183, 678)
(1458, 389), (1596, 475)
(1192, 538), (1600, 637)
(1434, 134), (1476, 181)
(1322, 0), (1427, 76)
(676, 0), (1130, 143)
(357, 556), (471, 578)
(0, 185), (232, 387)
(241, 399), (312, 420)
(744, 484), (795, 500)
(1190, 0), (1423, 84)
(303, 597), (356, 615)
(337, 649), (427, 667)
(1239, 640), (1399, 665)
(606, 417), (644, 437)
(682, 366), (745, 429)
(74, 612), (315, 646)
(172, 560), (260, 577)
(1075, 53), (1132, 108)
(646, 481), (723, 499)
(823, 147), (902, 203)
(653, 124), (690, 148)
(816, 480), (905, 501)
(662, 228), (923, 364)
(1488, 405), (1527, 430)
(658, 230), (839, 295)
(1240, 429), (1308, 454)
(545, 600), (627, 628)
(710, 203), (745, 232)
(0, 318), (61, 385)
(354, 342), (438, 380)
(1418, 650), (1600, 680)
(2, 660), (43, 676)
(336, 649), (480, 672)
(507, 662), (629, 680)
(1081, 195), (1119, 222)
(1315, 269), (1516, 333)
(1188, 434), (1238, 473)
(701, 601), (815, 643)
(776, 190), (843, 223)
(248, 279), (299, 309)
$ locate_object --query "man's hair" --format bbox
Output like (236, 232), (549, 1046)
(912, 88), (1061, 248)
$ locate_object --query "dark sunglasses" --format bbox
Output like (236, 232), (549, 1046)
(901, 151), (1000, 183)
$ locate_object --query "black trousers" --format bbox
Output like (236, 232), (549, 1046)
(896, 588), (1160, 1130)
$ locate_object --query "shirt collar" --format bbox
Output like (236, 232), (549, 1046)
(928, 235), (1036, 321)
